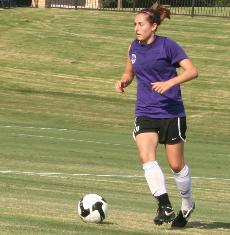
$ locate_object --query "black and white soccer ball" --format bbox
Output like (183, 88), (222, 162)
(77, 194), (109, 223)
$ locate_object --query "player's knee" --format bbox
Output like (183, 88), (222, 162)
(140, 153), (156, 163)
(170, 163), (185, 173)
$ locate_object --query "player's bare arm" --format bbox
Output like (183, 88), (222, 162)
(115, 51), (135, 93)
(151, 59), (198, 94)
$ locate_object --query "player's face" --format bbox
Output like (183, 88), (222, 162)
(134, 13), (157, 44)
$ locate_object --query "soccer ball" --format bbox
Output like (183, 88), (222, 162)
(77, 194), (109, 223)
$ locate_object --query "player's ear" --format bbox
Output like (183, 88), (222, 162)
(151, 23), (158, 32)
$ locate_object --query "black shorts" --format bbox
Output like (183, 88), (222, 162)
(133, 116), (187, 145)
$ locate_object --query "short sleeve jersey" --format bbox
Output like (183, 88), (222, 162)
(129, 36), (188, 118)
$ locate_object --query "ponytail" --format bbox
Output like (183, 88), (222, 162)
(138, 2), (170, 25)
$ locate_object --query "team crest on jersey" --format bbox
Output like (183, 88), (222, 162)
(131, 54), (136, 64)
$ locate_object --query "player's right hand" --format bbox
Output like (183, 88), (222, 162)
(115, 80), (126, 93)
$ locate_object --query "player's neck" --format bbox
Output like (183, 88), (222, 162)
(139, 34), (156, 45)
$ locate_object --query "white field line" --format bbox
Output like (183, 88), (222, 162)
(0, 170), (229, 181)
(0, 170), (142, 178)
(2, 125), (230, 155)
(1, 125), (126, 146)
(1, 125), (69, 131)
(12, 133), (122, 146)
(9, 132), (230, 156)
(1, 125), (230, 181)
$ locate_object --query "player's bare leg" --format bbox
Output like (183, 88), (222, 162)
(136, 133), (175, 225)
(166, 142), (195, 227)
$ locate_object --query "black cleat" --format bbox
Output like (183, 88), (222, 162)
(171, 203), (195, 228)
(154, 205), (176, 225)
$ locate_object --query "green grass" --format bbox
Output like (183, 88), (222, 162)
(0, 8), (230, 235)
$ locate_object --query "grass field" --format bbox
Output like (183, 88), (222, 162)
(0, 8), (230, 235)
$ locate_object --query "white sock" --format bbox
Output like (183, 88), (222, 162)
(173, 164), (194, 211)
(143, 161), (167, 197)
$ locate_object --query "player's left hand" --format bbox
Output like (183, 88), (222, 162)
(150, 81), (173, 94)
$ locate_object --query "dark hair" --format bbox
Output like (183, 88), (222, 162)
(138, 3), (170, 25)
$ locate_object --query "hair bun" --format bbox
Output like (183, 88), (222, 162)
(151, 1), (171, 22)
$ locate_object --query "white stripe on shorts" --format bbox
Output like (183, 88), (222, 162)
(132, 117), (137, 141)
(178, 117), (186, 142)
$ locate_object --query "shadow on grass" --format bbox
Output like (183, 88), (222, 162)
(173, 221), (230, 230)
(92, 221), (116, 226)
(101, 221), (117, 225)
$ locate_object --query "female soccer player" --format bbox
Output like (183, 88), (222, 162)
(115, 4), (198, 228)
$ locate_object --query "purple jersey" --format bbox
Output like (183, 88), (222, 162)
(129, 36), (188, 118)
